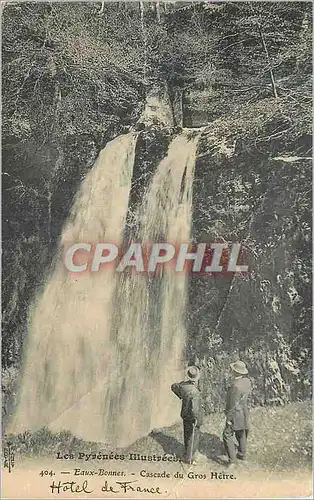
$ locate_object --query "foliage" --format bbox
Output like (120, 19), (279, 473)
(3, 427), (99, 457)
(2, 366), (19, 426)
(2, 2), (145, 144)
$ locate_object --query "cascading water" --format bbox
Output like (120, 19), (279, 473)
(10, 131), (199, 447)
(10, 133), (137, 442)
(106, 134), (200, 446)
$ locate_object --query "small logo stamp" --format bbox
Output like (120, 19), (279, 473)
(3, 443), (15, 473)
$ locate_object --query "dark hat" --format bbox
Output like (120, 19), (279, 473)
(230, 360), (248, 375)
(187, 366), (200, 381)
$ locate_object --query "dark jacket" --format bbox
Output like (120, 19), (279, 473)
(225, 376), (251, 431)
(171, 381), (204, 426)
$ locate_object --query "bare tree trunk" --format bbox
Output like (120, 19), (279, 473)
(139, 1), (147, 84)
(46, 81), (63, 244)
(47, 188), (52, 244)
(156, 0), (161, 22)
(98, 1), (105, 15)
(296, 10), (310, 72)
(250, 4), (278, 99)
(257, 22), (278, 99)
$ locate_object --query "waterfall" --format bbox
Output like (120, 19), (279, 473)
(105, 134), (199, 446)
(10, 133), (137, 441)
(10, 131), (199, 447)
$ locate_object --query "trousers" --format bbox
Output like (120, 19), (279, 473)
(183, 419), (200, 462)
(223, 423), (249, 463)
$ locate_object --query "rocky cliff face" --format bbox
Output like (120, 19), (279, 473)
(188, 124), (311, 410)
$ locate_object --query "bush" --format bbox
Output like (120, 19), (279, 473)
(2, 366), (19, 426)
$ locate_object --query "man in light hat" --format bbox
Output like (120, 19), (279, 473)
(171, 366), (204, 464)
(223, 360), (252, 467)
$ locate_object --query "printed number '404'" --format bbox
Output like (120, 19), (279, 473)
(39, 470), (54, 477)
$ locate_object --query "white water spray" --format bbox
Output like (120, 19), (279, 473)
(10, 132), (199, 447)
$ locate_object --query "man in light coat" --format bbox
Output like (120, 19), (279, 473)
(223, 360), (252, 467)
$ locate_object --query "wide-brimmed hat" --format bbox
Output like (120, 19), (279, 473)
(230, 360), (248, 375)
(187, 366), (200, 381)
